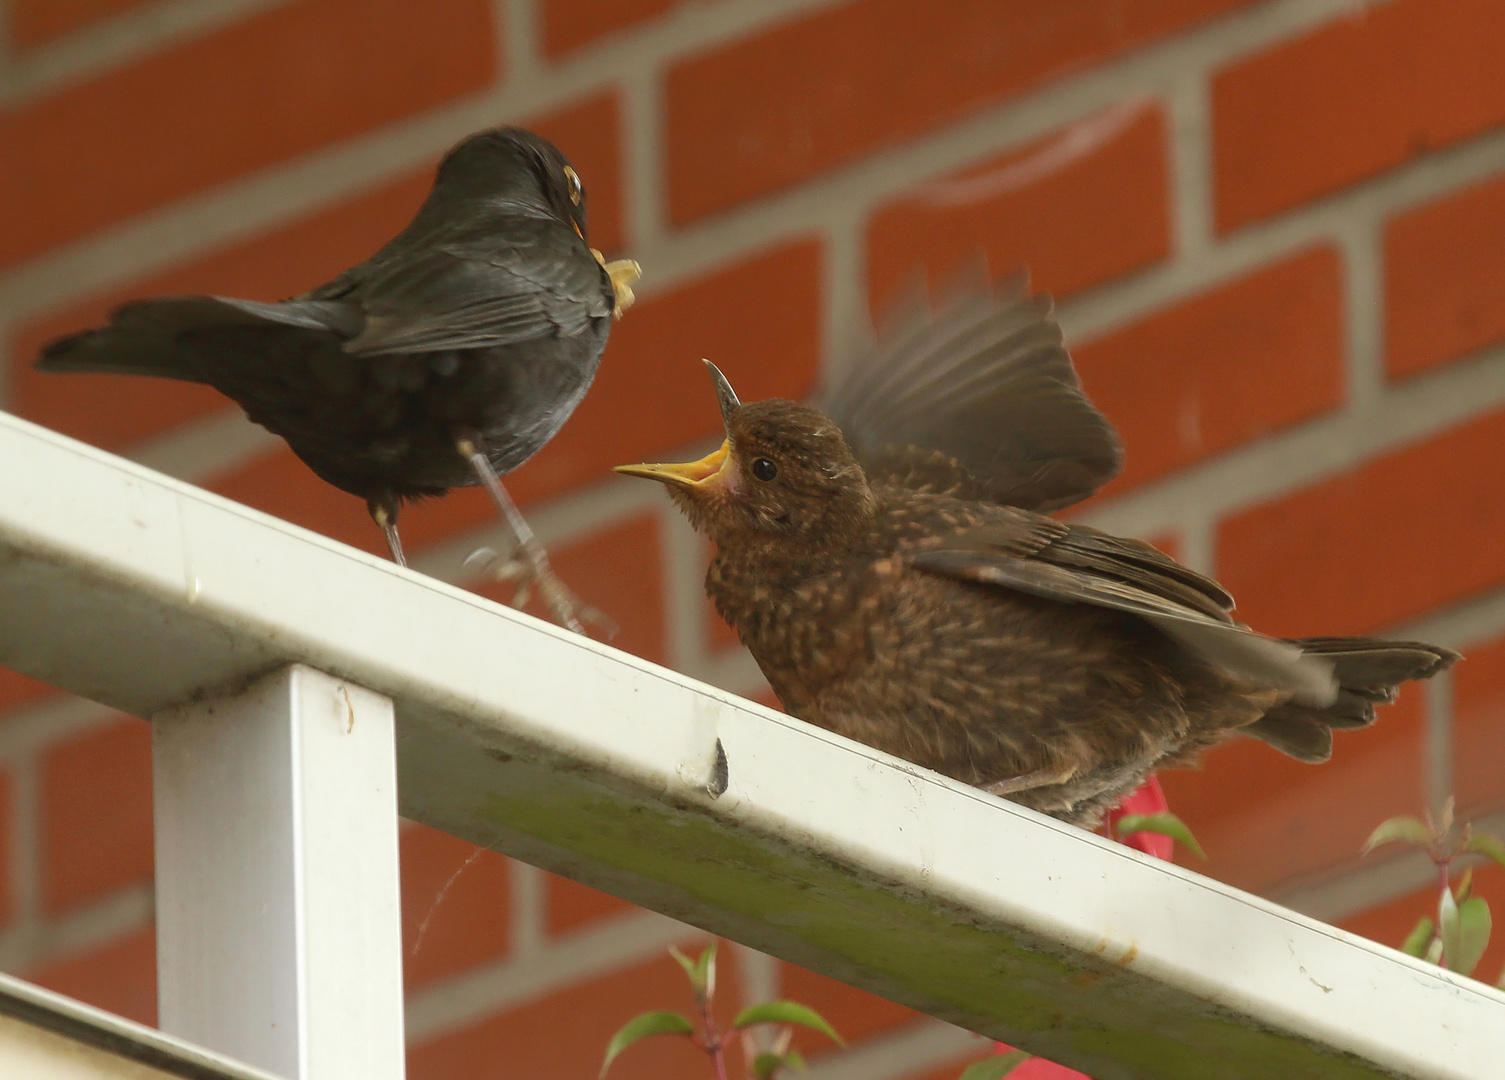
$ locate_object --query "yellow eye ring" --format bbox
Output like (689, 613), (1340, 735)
(563, 165), (582, 205)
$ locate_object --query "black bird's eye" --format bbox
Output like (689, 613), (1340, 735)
(751, 457), (778, 482)
(563, 165), (582, 205)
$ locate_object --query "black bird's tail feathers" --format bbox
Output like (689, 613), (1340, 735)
(37, 296), (360, 382)
(1245, 637), (1460, 762)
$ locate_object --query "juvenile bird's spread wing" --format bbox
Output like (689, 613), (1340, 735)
(820, 275), (1123, 512)
(910, 514), (1338, 705)
(304, 213), (613, 356)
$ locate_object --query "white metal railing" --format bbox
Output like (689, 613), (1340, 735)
(0, 407), (1502, 1080)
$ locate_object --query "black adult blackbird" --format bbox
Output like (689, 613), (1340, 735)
(615, 282), (1459, 826)
(38, 126), (640, 633)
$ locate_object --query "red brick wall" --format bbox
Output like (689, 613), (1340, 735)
(3, 0), (1505, 1075)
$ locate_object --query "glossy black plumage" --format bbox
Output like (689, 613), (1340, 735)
(38, 127), (639, 630)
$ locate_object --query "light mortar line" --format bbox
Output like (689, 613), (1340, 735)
(659, 505), (711, 674)
(0, 0), (1374, 325)
(1276, 809), (1505, 924)
(1172, 510), (1218, 578)
(732, 942), (780, 1008)
(498, 0), (540, 85)
(1425, 673), (1455, 824)
(0, 0), (294, 103)
(122, 408), (282, 480)
(0, 882), (155, 975)
(1165, 71), (1213, 258)
(0, 696), (117, 763)
(1075, 342), (1505, 540)
(7, 752), (39, 929)
(620, 59), (665, 249)
(819, 210), (868, 385)
(1391, 586), (1505, 654)
(404, 908), (704, 1042)
(1336, 219), (1387, 411)
(802, 1021), (986, 1080)
(507, 860), (546, 957)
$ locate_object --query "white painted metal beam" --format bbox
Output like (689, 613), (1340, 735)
(0, 409), (1500, 1080)
(0, 968), (283, 1080)
(154, 665), (405, 1080)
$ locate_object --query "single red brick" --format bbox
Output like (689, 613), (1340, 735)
(474, 514), (668, 665)
(1159, 685), (1426, 895)
(40, 717), (153, 914)
(1074, 246), (1344, 494)
(1217, 406), (1505, 638)
(8, 0), (155, 50)
(1385, 171), (1505, 381)
(0, 768), (11, 928)
(867, 102), (1170, 312)
(779, 963), (919, 1053)
(0, 0), (497, 269)
(542, 0), (679, 56)
(490, 239), (824, 509)
(666, 0), (1250, 223)
(1340, 861), (1505, 983)
(1451, 633), (1505, 818)
(545, 870), (636, 936)
(409, 951), (740, 1080)
(401, 824), (510, 992)
(26, 928), (157, 1026)
(1212, 0), (1505, 233)
(12, 170), (436, 450)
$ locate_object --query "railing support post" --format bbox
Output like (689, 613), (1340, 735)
(153, 664), (405, 1080)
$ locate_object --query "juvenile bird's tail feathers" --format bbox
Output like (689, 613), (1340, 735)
(1244, 637), (1460, 762)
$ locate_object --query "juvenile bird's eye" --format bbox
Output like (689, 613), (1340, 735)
(563, 165), (582, 206)
(752, 457), (778, 481)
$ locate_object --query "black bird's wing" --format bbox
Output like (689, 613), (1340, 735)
(911, 513), (1339, 704)
(819, 275), (1123, 512)
(304, 212), (613, 357)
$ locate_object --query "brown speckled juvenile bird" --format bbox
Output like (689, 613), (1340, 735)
(615, 282), (1458, 826)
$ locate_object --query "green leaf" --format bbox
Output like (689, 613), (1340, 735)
(957, 1051), (1033, 1080)
(669, 941), (717, 999)
(1399, 916), (1436, 958)
(751, 1053), (785, 1080)
(1363, 816), (1433, 855)
(1115, 812), (1207, 860)
(784, 1049), (807, 1072)
(1464, 832), (1505, 871)
(1439, 890), (1492, 977)
(733, 1002), (844, 1046)
(599, 1011), (695, 1077)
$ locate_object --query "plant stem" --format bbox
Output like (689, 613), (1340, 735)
(699, 994), (728, 1080)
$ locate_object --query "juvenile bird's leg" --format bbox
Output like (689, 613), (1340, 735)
(981, 765), (1077, 798)
(367, 492), (407, 567)
(456, 434), (603, 636)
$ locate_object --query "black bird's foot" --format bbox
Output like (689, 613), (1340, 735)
(457, 434), (616, 637)
(463, 545), (617, 638)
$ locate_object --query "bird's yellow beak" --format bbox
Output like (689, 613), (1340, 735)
(614, 439), (733, 488)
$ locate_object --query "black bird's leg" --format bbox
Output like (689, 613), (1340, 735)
(456, 433), (597, 635)
(367, 492), (407, 567)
